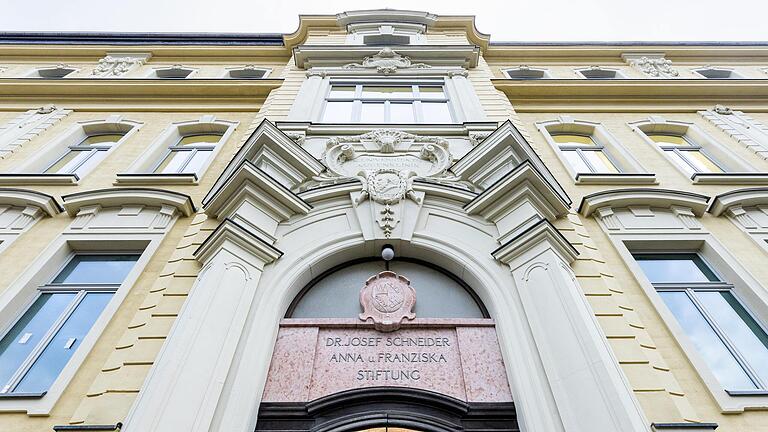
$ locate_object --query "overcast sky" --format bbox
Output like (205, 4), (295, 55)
(2, 0), (767, 42)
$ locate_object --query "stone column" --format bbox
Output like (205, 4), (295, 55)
(122, 221), (281, 432)
(493, 221), (649, 432)
(286, 69), (328, 121)
(446, 69), (487, 122)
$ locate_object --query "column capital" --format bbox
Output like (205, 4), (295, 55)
(195, 218), (283, 267)
(492, 219), (578, 266)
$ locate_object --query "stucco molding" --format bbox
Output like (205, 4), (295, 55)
(622, 53), (679, 78)
(579, 188), (710, 217)
(709, 187), (768, 216)
(699, 105), (768, 160)
(292, 45), (480, 70)
(0, 106), (72, 159)
(61, 188), (195, 217)
(336, 9), (438, 27)
(492, 219), (578, 265)
(194, 218), (283, 266)
(92, 52), (151, 77)
(0, 187), (62, 216)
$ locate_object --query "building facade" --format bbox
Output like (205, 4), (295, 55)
(0, 9), (766, 432)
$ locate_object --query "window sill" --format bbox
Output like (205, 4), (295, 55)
(575, 173), (658, 185)
(691, 173), (768, 185)
(0, 173), (79, 185)
(651, 423), (718, 431)
(114, 173), (198, 185)
(53, 424), (122, 431)
(726, 390), (768, 396)
(0, 392), (46, 399)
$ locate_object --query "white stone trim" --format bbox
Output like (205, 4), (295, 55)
(0, 106), (72, 159)
(92, 52), (151, 77)
(15, 116), (142, 180)
(629, 116), (760, 180)
(536, 116), (654, 184)
(61, 188), (195, 218)
(0, 188), (61, 253)
(579, 188), (710, 218)
(27, 64), (80, 79)
(699, 106), (768, 160)
(118, 115), (237, 182)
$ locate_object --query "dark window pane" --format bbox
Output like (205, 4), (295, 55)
(659, 291), (756, 390)
(14, 293), (112, 394)
(633, 254), (719, 283)
(0, 293), (75, 391)
(52, 255), (139, 285)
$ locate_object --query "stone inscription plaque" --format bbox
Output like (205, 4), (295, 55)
(262, 321), (513, 404)
(310, 328), (463, 400)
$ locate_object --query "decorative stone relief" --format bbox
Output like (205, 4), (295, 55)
(69, 205), (178, 231)
(726, 205), (758, 230)
(594, 206), (703, 232)
(359, 271), (416, 332)
(626, 56), (679, 78)
(342, 47), (430, 75)
(468, 132), (491, 146)
(283, 132), (306, 145)
(700, 105), (768, 160)
(595, 207), (619, 230)
(0, 106), (71, 159)
(92, 53), (150, 77)
(671, 206), (702, 229)
(307, 129), (460, 237)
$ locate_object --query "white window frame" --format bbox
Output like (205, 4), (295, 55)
(223, 66), (272, 79)
(0, 231), (166, 414)
(503, 66), (550, 80)
(574, 66), (626, 79)
(537, 117), (654, 184)
(692, 66), (743, 80)
(629, 117), (758, 182)
(15, 117), (141, 181)
(320, 79), (455, 124)
(605, 230), (768, 412)
(120, 117), (237, 183)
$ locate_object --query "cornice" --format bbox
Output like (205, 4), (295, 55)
(0, 78), (283, 110)
(709, 188), (768, 216)
(203, 160), (312, 220)
(292, 45), (480, 69)
(194, 218), (283, 266)
(492, 219), (578, 265)
(61, 188), (195, 217)
(578, 188), (710, 217)
(0, 188), (62, 216)
(492, 79), (768, 112)
(336, 10), (438, 26)
(464, 161), (571, 220)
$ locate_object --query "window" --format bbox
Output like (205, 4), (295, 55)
(154, 66), (195, 79)
(321, 84), (452, 124)
(633, 253), (768, 393)
(646, 133), (724, 176)
(551, 133), (619, 173)
(151, 133), (223, 174)
(0, 253), (139, 395)
(694, 68), (742, 79)
(227, 67), (269, 79)
(43, 133), (125, 175)
(35, 65), (76, 79)
(577, 68), (624, 79)
(505, 67), (549, 80)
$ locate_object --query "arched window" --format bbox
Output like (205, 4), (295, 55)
(287, 259), (487, 319)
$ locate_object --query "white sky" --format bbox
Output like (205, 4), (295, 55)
(1, 0), (767, 42)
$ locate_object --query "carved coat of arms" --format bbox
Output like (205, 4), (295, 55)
(359, 271), (416, 332)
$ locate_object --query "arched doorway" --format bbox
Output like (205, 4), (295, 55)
(256, 259), (519, 432)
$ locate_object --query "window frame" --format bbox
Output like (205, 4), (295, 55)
(550, 133), (622, 174)
(693, 67), (743, 80)
(574, 67), (626, 79)
(0, 230), (165, 414)
(0, 252), (139, 396)
(149, 132), (224, 175)
(43, 133), (125, 175)
(606, 232), (768, 412)
(503, 66), (551, 80)
(320, 80), (454, 124)
(633, 251), (768, 393)
(645, 132), (727, 176)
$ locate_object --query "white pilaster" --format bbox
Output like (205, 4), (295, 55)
(122, 220), (282, 432)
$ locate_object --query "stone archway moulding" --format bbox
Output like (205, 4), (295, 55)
(122, 120), (649, 432)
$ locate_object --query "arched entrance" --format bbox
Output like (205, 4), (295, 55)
(256, 387), (518, 432)
(256, 259), (518, 432)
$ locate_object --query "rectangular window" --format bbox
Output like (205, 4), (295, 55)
(551, 134), (620, 174)
(0, 253), (139, 395)
(44, 134), (124, 175)
(646, 134), (724, 176)
(633, 253), (768, 392)
(321, 84), (453, 124)
(152, 133), (223, 175)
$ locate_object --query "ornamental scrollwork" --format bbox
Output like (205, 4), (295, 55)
(628, 56), (679, 78)
(342, 47), (431, 75)
(92, 55), (147, 77)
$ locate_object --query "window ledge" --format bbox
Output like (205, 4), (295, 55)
(692, 173), (768, 185)
(53, 424), (122, 431)
(726, 389), (768, 396)
(0, 173), (79, 185)
(114, 173), (198, 185)
(0, 392), (45, 399)
(575, 173), (658, 185)
(651, 423), (718, 431)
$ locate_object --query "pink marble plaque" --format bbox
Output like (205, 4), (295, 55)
(262, 320), (513, 404)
